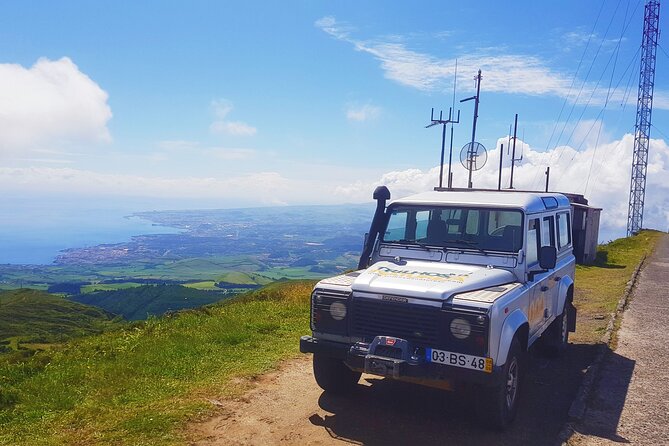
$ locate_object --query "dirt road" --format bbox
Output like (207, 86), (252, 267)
(189, 343), (596, 446)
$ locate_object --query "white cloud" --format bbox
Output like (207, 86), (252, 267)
(346, 103), (381, 122)
(335, 131), (669, 241)
(315, 17), (669, 110)
(561, 31), (624, 51)
(0, 167), (292, 203)
(209, 99), (257, 136)
(0, 57), (112, 153)
(213, 121), (257, 136)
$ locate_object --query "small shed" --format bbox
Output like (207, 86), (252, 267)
(560, 193), (602, 265)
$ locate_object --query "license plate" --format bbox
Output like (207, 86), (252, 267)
(426, 348), (493, 373)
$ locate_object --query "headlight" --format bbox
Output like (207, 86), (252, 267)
(330, 301), (347, 320)
(450, 317), (471, 339)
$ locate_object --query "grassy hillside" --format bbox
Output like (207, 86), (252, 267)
(0, 280), (314, 445)
(0, 231), (662, 446)
(571, 230), (663, 343)
(70, 284), (227, 320)
(0, 289), (119, 347)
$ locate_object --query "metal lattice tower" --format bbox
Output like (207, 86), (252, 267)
(627, 0), (661, 236)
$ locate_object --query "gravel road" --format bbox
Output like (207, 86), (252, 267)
(569, 234), (669, 446)
(188, 344), (596, 445)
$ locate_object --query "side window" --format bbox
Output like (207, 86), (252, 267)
(527, 218), (540, 265)
(542, 216), (556, 247)
(557, 212), (571, 250)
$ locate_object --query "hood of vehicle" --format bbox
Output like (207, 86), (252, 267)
(352, 260), (516, 301)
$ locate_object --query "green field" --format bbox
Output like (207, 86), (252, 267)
(71, 285), (228, 321)
(0, 255), (340, 296)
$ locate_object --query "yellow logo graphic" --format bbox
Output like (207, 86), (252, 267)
(369, 266), (471, 283)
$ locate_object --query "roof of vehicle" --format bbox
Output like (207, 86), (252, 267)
(389, 190), (571, 214)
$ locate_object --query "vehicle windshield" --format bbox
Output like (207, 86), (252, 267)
(382, 205), (523, 253)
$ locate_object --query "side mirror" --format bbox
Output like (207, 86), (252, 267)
(539, 246), (557, 270)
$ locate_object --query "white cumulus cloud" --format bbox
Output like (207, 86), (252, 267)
(335, 132), (669, 241)
(0, 57), (112, 153)
(346, 103), (381, 122)
(209, 99), (257, 136)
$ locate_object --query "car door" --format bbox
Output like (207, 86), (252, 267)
(526, 217), (546, 337)
(539, 214), (558, 323)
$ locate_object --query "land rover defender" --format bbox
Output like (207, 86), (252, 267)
(300, 187), (576, 429)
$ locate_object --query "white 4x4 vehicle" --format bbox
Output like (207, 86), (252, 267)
(300, 187), (576, 429)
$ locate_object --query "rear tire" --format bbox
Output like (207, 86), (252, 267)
(313, 353), (361, 394)
(482, 338), (524, 430)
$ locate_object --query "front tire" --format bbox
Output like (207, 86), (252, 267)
(483, 338), (524, 430)
(313, 353), (361, 394)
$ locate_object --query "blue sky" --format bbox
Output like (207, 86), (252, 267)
(0, 1), (667, 237)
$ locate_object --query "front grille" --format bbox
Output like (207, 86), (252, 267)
(350, 297), (489, 355)
(350, 297), (440, 346)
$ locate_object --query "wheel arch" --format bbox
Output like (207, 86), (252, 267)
(557, 276), (574, 313)
(496, 309), (529, 366)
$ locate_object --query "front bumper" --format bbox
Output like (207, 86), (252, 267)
(300, 335), (503, 387)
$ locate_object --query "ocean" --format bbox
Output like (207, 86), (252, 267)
(0, 201), (180, 265)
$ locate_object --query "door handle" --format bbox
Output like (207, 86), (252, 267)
(541, 286), (549, 292)
(554, 276), (561, 281)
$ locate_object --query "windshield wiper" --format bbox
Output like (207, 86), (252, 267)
(383, 239), (433, 248)
(448, 239), (487, 255)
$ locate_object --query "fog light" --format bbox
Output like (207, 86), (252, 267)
(329, 302), (347, 320)
(450, 318), (471, 339)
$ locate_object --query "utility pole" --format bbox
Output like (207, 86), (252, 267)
(460, 69), (482, 189)
(426, 107), (460, 188)
(627, 0), (660, 236)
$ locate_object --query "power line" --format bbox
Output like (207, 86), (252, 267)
(658, 43), (669, 59)
(533, 0), (643, 189)
(535, 0), (608, 188)
(651, 123), (669, 140)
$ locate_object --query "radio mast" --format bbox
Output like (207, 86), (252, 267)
(627, 0), (660, 236)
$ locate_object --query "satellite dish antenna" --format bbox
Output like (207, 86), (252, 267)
(460, 141), (487, 172)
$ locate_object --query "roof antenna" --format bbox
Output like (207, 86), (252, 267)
(427, 59), (460, 190)
(509, 114), (522, 189)
(460, 69), (483, 189)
